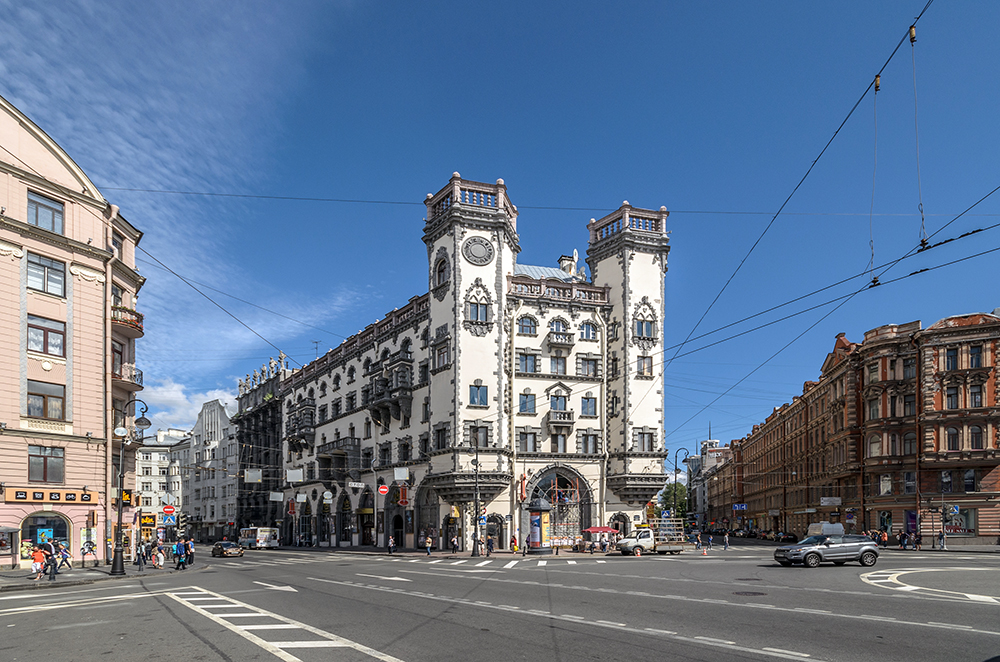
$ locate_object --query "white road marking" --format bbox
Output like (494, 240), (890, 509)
(428, 560), (443, 564)
(566, 560), (577, 565)
(253, 581), (298, 592)
(239, 624), (302, 630)
(475, 561), (492, 566)
(451, 560), (468, 565)
(356, 574), (412, 582)
(597, 620), (626, 627)
(167, 588), (404, 662)
(503, 561), (518, 568)
(536, 560), (547, 567)
(763, 648), (811, 658)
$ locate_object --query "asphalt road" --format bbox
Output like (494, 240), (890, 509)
(1, 543), (997, 662)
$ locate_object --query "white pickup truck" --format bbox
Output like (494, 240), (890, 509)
(616, 518), (691, 556)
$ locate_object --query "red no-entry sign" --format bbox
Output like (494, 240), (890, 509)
(378, 485), (389, 495)
(163, 505), (176, 515)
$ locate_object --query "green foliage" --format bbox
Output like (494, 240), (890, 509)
(657, 482), (687, 518)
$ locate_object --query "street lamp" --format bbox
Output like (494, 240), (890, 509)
(672, 448), (690, 521)
(468, 424), (482, 557)
(110, 398), (151, 576)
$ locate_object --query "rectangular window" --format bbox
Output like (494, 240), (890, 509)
(609, 357), (619, 379)
(27, 253), (65, 297)
(434, 428), (447, 450)
(550, 356), (566, 375)
(970, 345), (982, 369)
(399, 443), (411, 462)
(867, 399), (879, 420)
(964, 469), (977, 493)
(469, 302), (489, 322)
(142, 466), (152, 475)
(581, 434), (598, 454)
(318, 404), (327, 422)
(879, 474), (893, 496)
(111, 283), (124, 307)
(469, 385), (488, 406)
(419, 436), (430, 456)
(550, 395), (566, 411)
(28, 445), (64, 483)
(903, 357), (916, 379)
(27, 315), (65, 357)
(379, 445), (391, 465)
(970, 385), (982, 408)
(580, 358), (598, 377)
(941, 470), (952, 493)
(518, 354), (537, 373)
(946, 428), (960, 451)
(903, 434), (917, 455)
(903, 472), (915, 494)
(436, 345), (449, 368)
(946, 387), (958, 410)
(551, 434), (566, 453)
(903, 394), (916, 417)
(637, 356), (652, 376)
(141, 482), (152, 492)
(581, 397), (596, 417)
(421, 400), (429, 422)
(889, 396), (897, 418)
(518, 432), (536, 452)
(419, 362), (430, 383)
(141, 497), (152, 507)
(971, 426), (984, 449)
(637, 432), (655, 452)
(946, 348), (958, 371)
(112, 232), (124, 259)
(27, 191), (64, 234)
(634, 320), (655, 338)
(519, 394), (535, 414)
(27, 380), (64, 420)
(472, 426), (488, 448)
(868, 364), (878, 384)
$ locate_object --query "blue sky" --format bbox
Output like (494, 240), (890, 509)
(2, 1), (998, 457)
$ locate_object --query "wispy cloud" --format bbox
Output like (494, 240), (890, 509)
(142, 379), (236, 432)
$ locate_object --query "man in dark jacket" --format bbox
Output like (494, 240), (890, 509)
(174, 537), (187, 570)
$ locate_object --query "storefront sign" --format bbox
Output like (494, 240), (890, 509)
(4, 487), (96, 503)
(139, 514), (156, 527)
(943, 508), (976, 536)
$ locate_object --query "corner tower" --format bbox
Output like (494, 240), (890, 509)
(586, 203), (671, 507)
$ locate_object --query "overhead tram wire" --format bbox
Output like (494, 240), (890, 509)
(868, 75), (880, 286)
(660, 0), (937, 377)
(910, 24), (930, 247)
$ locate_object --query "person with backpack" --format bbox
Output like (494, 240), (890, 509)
(186, 538), (195, 566)
(174, 537), (187, 570)
(41, 539), (58, 581)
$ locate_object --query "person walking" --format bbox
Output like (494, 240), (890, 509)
(695, 533), (702, 550)
(486, 536), (494, 557)
(56, 543), (73, 572)
(42, 539), (58, 581)
(723, 532), (730, 551)
(174, 537), (187, 570)
(938, 530), (947, 550)
(136, 543), (146, 572)
(707, 534), (714, 550)
(30, 544), (46, 580)
(425, 535), (433, 556)
(914, 533), (923, 550)
(510, 535), (517, 554)
(387, 536), (395, 555)
(155, 543), (165, 569)
(186, 538), (195, 566)
(880, 530), (888, 548)
(450, 535), (459, 554)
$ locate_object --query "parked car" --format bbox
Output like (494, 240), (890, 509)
(211, 541), (244, 557)
(777, 533), (799, 543)
(773, 534), (879, 568)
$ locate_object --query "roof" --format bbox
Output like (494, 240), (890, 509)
(514, 263), (584, 282)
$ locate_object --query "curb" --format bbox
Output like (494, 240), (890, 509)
(0, 563), (205, 593)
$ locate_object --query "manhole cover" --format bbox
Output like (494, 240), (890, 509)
(733, 591), (767, 596)
(735, 578), (761, 581)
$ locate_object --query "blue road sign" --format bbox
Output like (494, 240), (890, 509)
(162, 515), (177, 526)
(478, 516), (488, 525)
(733, 504), (748, 511)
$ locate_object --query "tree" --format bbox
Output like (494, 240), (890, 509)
(657, 482), (687, 518)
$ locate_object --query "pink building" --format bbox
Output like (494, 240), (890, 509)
(0, 93), (146, 565)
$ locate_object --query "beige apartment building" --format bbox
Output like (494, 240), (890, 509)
(247, 173), (671, 551)
(0, 94), (146, 563)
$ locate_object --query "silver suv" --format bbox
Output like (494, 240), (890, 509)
(773, 534), (879, 568)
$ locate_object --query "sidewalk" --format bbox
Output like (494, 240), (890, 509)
(0, 554), (203, 593)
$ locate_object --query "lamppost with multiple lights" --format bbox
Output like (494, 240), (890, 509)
(672, 448), (690, 521)
(110, 398), (150, 576)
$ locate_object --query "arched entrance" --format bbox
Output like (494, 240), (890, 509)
(20, 512), (69, 559)
(486, 514), (505, 550)
(528, 467), (593, 543)
(337, 495), (353, 545)
(609, 512), (630, 537)
(359, 490), (375, 545)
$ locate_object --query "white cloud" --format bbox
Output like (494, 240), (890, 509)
(142, 379), (236, 432)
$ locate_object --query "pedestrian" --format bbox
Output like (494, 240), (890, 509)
(880, 530), (888, 548)
(914, 533), (923, 551)
(136, 544), (146, 572)
(30, 544), (46, 580)
(156, 543), (165, 569)
(486, 536), (494, 557)
(450, 535), (459, 554)
(707, 534), (714, 550)
(174, 537), (187, 570)
(56, 543), (73, 571)
(938, 530), (947, 550)
(42, 539), (58, 581)
(723, 532), (730, 551)
(510, 535), (517, 554)
(695, 533), (702, 550)
(387, 536), (395, 554)
(425, 535), (432, 555)
(186, 538), (195, 566)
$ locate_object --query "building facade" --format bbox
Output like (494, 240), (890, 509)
(0, 93), (146, 563)
(181, 400), (237, 543)
(721, 312), (1000, 545)
(246, 174), (671, 550)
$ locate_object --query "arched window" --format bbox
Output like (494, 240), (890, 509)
(946, 427), (960, 451)
(381, 349), (390, 362)
(347, 366), (356, 383)
(307, 388), (314, 398)
(319, 382), (327, 396)
(517, 316), (536, 335)
(333, 374), (341, 390)
(435, 259), (449, 286)
(970, 425), (983, 450)
(580, 322), (597, 340)
(903, 432), (917, 455)
(549, 319), (567, 333)
(363, 358), (372, 374)
(867, 435), (881, 458)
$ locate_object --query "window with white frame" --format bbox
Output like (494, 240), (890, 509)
(27, 191), (64, 234)
(27, 253), (65, 297)
(637, 356), (653, 376)
(579, 322), (597, 340)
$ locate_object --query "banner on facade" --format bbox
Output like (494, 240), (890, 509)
(269, 491), (283, 502)
(245, 469), (262, 483)
(943, 508), (976, 536)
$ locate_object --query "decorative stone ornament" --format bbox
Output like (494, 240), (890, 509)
(462, 236), (495, 266)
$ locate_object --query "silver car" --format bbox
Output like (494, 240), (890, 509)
(773, 534), (879, 568)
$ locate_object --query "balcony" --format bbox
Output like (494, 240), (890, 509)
(316, 437), (362, 486)
(545, 409), (575, 433)
(285, 397), (316, 451)
(367, 366), (413, 424)
(607, 473), (668, 504)
(111, 305), (144, 338)
(546, 331), (575, 349)
(112, 363), (144, 391)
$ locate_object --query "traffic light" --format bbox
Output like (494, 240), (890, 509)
(177, 512), (188, 533)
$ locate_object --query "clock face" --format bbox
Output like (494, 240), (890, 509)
(462, 236), (495, 266)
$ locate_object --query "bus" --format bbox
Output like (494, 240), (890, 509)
(239, 527), (280, 549)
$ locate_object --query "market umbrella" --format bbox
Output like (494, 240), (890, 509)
(582, 526), (618, 533)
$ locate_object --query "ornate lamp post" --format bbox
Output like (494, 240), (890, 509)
(110, 398), (150, 576)
(673, 448), (690, 520)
